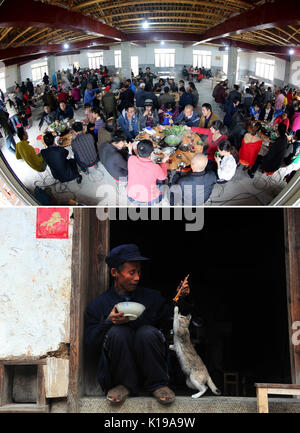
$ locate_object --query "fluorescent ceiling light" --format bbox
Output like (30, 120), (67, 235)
(63, 43), (70, 49)
(142, 21), (150, 29)
(289, 49), (295, 55)
(161, 41), (165, 45)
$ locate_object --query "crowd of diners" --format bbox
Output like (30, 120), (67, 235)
(0, 64), (300, 205)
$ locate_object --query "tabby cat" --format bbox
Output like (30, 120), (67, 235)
(170, 306), (221, 398)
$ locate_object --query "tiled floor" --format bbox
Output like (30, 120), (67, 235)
(0, 79), (292, 206)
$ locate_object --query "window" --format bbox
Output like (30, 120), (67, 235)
(193, 50), (212, 68)
(31, 62), (48, 82)
(88, 52), (103, 69)
(0, 68), (5, 93)
(154, 49), (175, 67)
(255, 57), (275, 81)
(114, 50), (122, 68)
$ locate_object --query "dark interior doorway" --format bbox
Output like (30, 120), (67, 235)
(108, 208), (291, 396)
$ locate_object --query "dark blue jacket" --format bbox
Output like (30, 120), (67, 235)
(179, 92), (194, 111)
(41, 146), (79, 182)
(99, 141), (129, 180)
(55, 104), (74, 121)
(171, 170), (217, 205)
(84, 285), (173, 390)
(174, 110), (200, 127)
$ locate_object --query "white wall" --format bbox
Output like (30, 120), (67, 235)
(5, 65), (19, 91)
(20, 58), (48, 84)
(55, 54), (80, 71)
(0, 208), (73, 359)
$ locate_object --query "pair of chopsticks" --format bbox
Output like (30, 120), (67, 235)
(173, 273), (190, 303)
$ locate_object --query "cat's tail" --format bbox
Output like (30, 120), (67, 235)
(207, 376), (222, 395)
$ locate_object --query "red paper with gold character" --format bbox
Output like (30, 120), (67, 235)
(36, 208), (69, 239)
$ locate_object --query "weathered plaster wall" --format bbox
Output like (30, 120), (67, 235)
(0, 208), (73, 359)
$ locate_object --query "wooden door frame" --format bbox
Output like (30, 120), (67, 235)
(67, 209), (109, 413)
(284, 209), (300, 385)
(67, 208), (300, 412)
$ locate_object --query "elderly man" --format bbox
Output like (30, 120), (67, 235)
(198, 103), (219, 128)
(170, 153), (216, 205)
(85, 244), (190, 405)
(174, 104), (200, 127)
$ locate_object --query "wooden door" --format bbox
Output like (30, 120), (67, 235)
(67, 209), (109, 413)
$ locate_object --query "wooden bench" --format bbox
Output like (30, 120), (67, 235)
(255, 383), (300, 413)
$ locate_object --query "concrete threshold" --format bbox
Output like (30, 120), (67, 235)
(51, 396), (300, 413)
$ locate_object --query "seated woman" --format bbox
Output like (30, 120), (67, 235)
(206, 120), (228, 170)
(273, 111), (289, 131)
(138, 99), (159, 130)
(158, 101), (179, 125)
(214, 139), (239, 183)
(239, 122), (263, 171)
(248, 122), (288, 178)
(259, 101), (274, 123)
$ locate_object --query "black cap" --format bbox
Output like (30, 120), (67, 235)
(105, 244), (149, 268)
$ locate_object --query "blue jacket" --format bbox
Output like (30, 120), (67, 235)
(129, 82), (136, 95)
(118, 109), (139, 140)
(55, 104), (74, 121)
(84, 88), (100, 105)
(179, 92), (194, 110)
(174, 110), (200, 127)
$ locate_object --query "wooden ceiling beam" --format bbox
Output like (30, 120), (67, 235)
(0, 0), (126, 40)
(192, 0), (300, 44)
(0, 27), (13, 43)
(276, 27), (300, 44)
(14, 28), (50, 47)
(251, 30), (286, 46)
(116, 16), (217, 24)
(5, 27), (33, 49)
(29, 29), (63, 44)
(73, 0), (250, 12)
(99, 1), (248, 13)
(100, 10), (221, 21)
(262, 28), (294, 45)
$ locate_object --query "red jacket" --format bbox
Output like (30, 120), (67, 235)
(239, 136), (263, 168)
(274, 115), (289, 131)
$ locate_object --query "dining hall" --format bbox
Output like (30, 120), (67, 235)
(0, 0), (300, 206)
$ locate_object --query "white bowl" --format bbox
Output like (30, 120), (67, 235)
(116, 302), (145, 321)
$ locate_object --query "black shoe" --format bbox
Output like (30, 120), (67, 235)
(247, 170), (254, 179)
(76, 175), (82, 184)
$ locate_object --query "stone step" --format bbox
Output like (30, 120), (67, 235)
(51, 396), (300, 413)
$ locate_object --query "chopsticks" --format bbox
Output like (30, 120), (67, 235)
(173, 273), (190, 303)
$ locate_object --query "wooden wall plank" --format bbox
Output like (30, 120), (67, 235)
(284, 209), (300, 385)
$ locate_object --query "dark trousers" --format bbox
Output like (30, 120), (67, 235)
(248, 155), (263, 175)
(102, 325), (169, 395)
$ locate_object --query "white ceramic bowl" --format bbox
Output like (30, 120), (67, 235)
(116, 302), (146, 321)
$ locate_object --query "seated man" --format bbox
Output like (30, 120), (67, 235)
(174, 104), (200, 127)
(178, 86), (194, 112)
(118, 105), (139, 141)
(158, 87), (175, 108)
(127, 139), (169, 205)
(198, 103), (219, 128)
(138, 99), (159, 130)
(56, 101), (74, 122)
(99, 130), (132, 181)
(71, 122), (99, 172)
(41, 131), (82, 183)
(38, 104), (56, 131)
(84, 243), (190, 404)
(170, 153), (216, 205)
(16, 127), (47, 172)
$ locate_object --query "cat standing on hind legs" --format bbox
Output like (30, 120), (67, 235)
(170, 306), (222, 398)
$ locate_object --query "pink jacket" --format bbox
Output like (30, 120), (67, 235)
(127, 156), (167, 203)
(292, 112), (300, 132)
